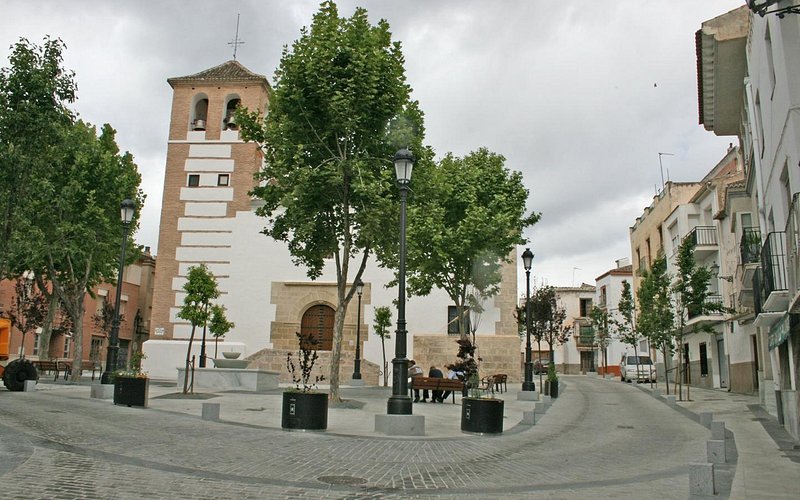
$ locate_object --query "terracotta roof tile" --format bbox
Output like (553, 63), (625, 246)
(168, 60), (268, 87)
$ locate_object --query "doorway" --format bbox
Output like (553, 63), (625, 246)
(716, 337), (728, 388)
(580, 351), (595, 373)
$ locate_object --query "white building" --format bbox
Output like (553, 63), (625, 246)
(142, 60), (522, 383)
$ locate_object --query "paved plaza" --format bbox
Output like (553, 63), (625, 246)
(1, 375), (798, 499)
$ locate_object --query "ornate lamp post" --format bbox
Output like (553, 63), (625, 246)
(101, 199), (136, 384)
(388, 148), (414, 415)
(522, 248), (535, 391)
(352, 279), (365, 381)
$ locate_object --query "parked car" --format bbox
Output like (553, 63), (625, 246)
(533, 359), (550, 375)
(619, 354), (656, 383)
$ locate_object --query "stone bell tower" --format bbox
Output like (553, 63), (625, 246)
(149, 61), (270, 344)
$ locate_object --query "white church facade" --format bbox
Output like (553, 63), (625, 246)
(142, 60), (523, 383)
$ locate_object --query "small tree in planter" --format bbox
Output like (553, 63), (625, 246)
(112, 352), (148, 407)
(546, 361), (559, 398)
(282, 331), (328, 430)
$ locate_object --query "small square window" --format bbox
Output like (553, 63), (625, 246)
(188, 174), (200, 187)
(218, 174), (230, 186)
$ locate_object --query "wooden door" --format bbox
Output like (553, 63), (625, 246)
(300, 305), (335, 351)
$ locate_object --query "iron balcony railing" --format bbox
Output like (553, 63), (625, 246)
(740, 226), (761, 265)
(687, 226), (718, 246)
(786, 193), (800, 299)
(761, 231), (788, 298)
(687, 294), (723, 320)
(753, 268), (764, 316)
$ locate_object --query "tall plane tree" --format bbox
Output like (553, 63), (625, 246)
(237, 1), (423, 401)
(0, 37), (76, 279)
(398, 148), (539, 338)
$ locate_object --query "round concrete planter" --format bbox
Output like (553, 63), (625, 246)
(221, 352), (241, 359)
(281, 391), (328, 431)
(461, 397), (504, 434)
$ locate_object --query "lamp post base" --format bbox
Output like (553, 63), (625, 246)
(522, 381), (536, 392)
(387, 395), (412, 415)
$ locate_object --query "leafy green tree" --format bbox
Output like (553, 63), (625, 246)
(20, 121), (143, 381)
(1, 276), (48, 359)
(637, 256), (675, 393)
(589, 305), (610, 376)
(372, 306), (392, 386)
(237, 1), (422, 401)
(672, 238), (721, 401)
(614, 280), (638, 353)
(400, 148), (539, 338)
(177, 264), (220, 393)
(530, 286), (569, 365)
(208, 304), (235, 359)
(0, 37), (76, 279)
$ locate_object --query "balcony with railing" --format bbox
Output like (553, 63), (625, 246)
(739, 226), (761, 285)
(754, 267), (784, 327)
(685, 294), (724, 330)
(686, 226), (718, 258)
(760, 231), (789, 312)
(575, 324), (596, 349)
(786, 193), (800, 313)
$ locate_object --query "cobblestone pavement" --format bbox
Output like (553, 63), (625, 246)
(0, 377), (718, 499)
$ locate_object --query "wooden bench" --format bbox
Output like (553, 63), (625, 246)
(60, 360), (101, 381)
(411, 376), (465, 404)
(32, 360), (61, 381)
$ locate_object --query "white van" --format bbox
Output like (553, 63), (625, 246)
(619, 354), (656, 383)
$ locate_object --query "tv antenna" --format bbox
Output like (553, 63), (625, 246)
(228, 13), (245, 60)
(658, 152), (674, 188)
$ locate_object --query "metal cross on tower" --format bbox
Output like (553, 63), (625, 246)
(228, 13), (245, 60)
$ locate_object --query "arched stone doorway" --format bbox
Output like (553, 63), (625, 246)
(300, 304), (334, 351)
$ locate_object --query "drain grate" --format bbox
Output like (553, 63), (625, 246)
(617, 425), (634, 429)
(317, 476), (367, 486)
(45, 410), (65, 414)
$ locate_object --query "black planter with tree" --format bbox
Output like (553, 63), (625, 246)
(282, 331), (328, 431)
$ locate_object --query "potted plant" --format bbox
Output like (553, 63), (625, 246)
(455, 338), (504, 434)
(545, 361), (559, 399)
(113, 352), (149, 407)
(282, 331), (327, 431)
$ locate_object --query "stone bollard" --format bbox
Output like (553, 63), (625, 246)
(711, 421), (726, 441)
(542, 395), (552, 405)
(700, 412), (713, 428)
(521, 410), (535, 425)
(651, 388), (661, 398)
(664, 395), (676, 406)
(23, 380), (37, 392)
(706, 439), (726, 464)
(689, 462), (715, 496)
(202, 402), (221, 421)
(535, 401), (548, 415)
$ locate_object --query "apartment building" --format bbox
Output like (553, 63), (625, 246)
(696, 3), (800, 438)
(0, 249), (156, 369)
(594, 259), (636, 377)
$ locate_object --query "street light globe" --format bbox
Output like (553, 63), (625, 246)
(120, 199), (136, 224)
(522, 248), (534, 271)
(394, 148), (415, 185)
(356, 279), (364, 296)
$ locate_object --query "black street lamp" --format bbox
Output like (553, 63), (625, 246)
(522, 248), (535, 391)
(352, 279), (365, 380)
(747, 0), (800, 18)
(101, 199), (136, 384)
(388, 147), (414, 415)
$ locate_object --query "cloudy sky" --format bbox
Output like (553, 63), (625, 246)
(0, 0), (746, 289)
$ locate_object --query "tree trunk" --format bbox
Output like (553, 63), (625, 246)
(329, 300), (348, 402)
(662, 344), (670, 395)
(381, 339), (387, 386)
(39, 293), (60, 359)
(68, 294), (85, 382)
(183, 324), (197, 394)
